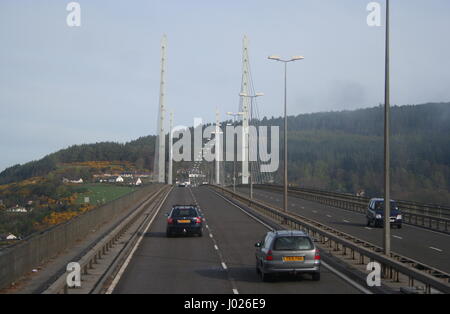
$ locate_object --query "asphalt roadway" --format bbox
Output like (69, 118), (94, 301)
(112, 186), (361, 294)
(236, 186), (450, 273)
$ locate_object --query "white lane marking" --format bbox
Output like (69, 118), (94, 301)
(312, 210), (318, 214)
(401, 223), (450, 238)
(327, 215), (332, 218)
(106, 187), (172, 294)
(232, 289), (239, 294)
(206, 224), (209, 229)
(392, 235), (403, 240)
(429, 247), (443, 252)
(365, 227), (372, 230)
(209, 233), (213, 238)
(214, 245), (219, 250)
(343, 219), (350, 223)
(258, 188), (450, 239)
(212, 191), (274, 231)
(211, 189), (371, 294)
(221, 262), (228, 270)
(321, 261), (373, 294)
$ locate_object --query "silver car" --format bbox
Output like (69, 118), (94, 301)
(255, 230), (321, 282)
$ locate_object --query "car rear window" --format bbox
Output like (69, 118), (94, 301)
(273, 236), (313, 251)
(171, 207), (198, 217)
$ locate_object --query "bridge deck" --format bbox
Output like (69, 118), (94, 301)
(236, 186), (450, 273)
(112, 186), (360, 294)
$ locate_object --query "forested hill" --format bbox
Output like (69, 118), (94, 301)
(263, 102), (450, 135)
(271, 102), (450, 204)
(0, 136), (156, 185)
(1, 102), (449, 204)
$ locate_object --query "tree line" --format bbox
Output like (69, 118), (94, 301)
(1, 102), (449, 204)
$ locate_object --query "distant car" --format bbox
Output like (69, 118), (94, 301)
(178, 183), (186, 187)
(166, 205), (204, 237)
(255, 230), (320, 282)
(366, 198), (402, 228)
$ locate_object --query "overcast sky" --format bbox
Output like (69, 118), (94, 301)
(1, 0), (449, 172)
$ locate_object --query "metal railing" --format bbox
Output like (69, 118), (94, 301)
(44, 185), (171, 294)
(212, 185), (450, 294)
(252, 184), (450, 233)
(0, 184), (164, 291)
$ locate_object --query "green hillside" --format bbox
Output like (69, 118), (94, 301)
(1, 102), (449, 204)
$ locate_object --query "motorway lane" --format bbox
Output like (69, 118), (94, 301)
(237, 187), (450, 273)
(113, 186), (360, 294)
(113, 187), (231, 294)
(192, 187), (360, 294)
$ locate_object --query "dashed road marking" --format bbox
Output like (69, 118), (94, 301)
(343, 219), (350, 223)
(232, 289), (239, 294)
(429, 246), (443, 253)
(214, 244), (219, 250)
(221, 262), (228, 270)
(392, 235), (403, 240)
(326, 215), (332, 218)
(209, 188), (371, 295)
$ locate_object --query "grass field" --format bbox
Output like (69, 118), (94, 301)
(75, 184), (138, 205)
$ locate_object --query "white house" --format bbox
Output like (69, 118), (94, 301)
(115, 176), (124, 183)
(7, 206), (28, 213)
(6, 234), (18, 240)
(70, 178), (83, 184)
(1, 233), (18, 241)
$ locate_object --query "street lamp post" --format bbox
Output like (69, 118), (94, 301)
(383, 0), (391, 256)
(239, 92), (264, 200)
(227, 111), (245, 193)
(268, 55), (304, 212)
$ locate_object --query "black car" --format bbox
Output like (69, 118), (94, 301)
(166, 205), (204, 237)
(366, 198), (402, 228)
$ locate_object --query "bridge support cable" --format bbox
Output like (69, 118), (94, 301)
(154, 34), (168, 183)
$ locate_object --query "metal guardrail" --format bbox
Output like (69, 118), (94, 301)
(212, 185), (450, 294)
(0, 183), (164, 291)
(260, 184), (450, 218)
(44, 185), (171, 294)
(253, 184), (450, 233)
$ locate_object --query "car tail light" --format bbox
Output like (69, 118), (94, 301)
(195, 217), (202, 224)
(167, 217), (174, 224)
(266, 250), (273, 261)
(314, 248), (320, 260)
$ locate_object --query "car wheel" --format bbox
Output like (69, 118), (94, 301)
(366, 218), (371, 227)
(397, 224), (402, 229)
(166, 230), (172, 238)
(197, 230), (203, 237)
(312, 273), (320, 281)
